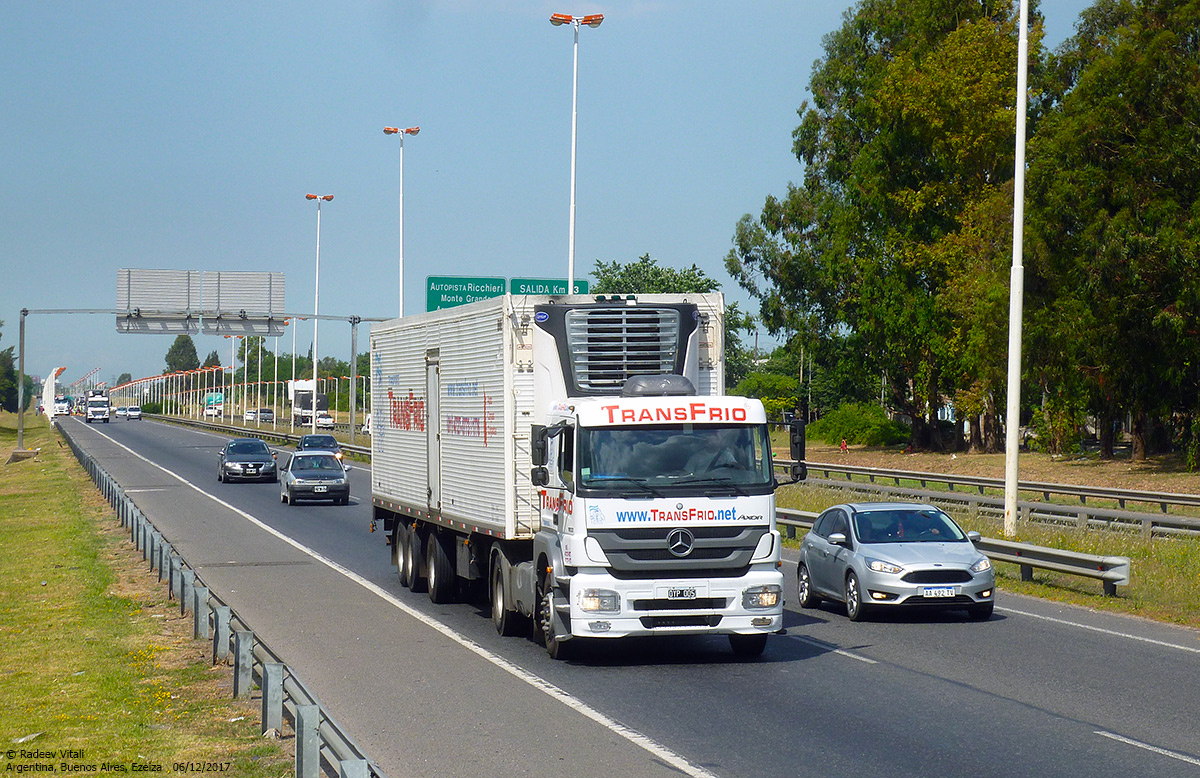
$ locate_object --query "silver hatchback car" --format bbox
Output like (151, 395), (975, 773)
(797, 502), (995, 621)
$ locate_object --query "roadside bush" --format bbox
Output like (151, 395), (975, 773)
(140, 401), (163, 415)
(731, 372), (798, 422)
(807, 402), (910, 447)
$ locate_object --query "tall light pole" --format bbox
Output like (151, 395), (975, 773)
(549, 12), (604, 294)
(306, 193), (334, 434)
(384, 126), (419, 318)
(1003, 0), (1030, 538)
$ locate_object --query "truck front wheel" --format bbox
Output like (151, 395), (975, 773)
(537, 571), (571, 660)
(729, 633), (768, 658)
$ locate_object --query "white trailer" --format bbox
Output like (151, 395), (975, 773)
(370, 293), (793, 658)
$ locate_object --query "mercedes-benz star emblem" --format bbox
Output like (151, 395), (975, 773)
(667, 528), (695, 558)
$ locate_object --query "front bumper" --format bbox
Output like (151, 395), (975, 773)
(222, 463), (277, 481)
(290, 482), (349, 501)
(859, 567), (995, 608)
(566, 567), (785, 639)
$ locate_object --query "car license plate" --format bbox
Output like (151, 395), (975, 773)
(667, 587), (697, 600)
(922, 586), (955, 598)
(314, 485), (327, 493)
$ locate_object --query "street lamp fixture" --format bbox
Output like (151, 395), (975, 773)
(549, 11), (604, 295)
(306, 193), (334, 434)
(384, 126), (420, 318)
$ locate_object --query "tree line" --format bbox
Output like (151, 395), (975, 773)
(723, 0), (1200, 462)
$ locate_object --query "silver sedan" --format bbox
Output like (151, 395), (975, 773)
(797, 502), (995, 621)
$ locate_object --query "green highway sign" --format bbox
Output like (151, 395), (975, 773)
(426, 276), (506, 312)
(509, 278), (589, 295)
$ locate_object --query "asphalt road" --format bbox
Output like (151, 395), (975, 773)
(62, 416), (1200, 778)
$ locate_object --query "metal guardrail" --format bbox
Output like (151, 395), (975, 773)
(775, 458), (1200, 540)
(58, 420), (385, 778)
(775, 508), (1131, 596)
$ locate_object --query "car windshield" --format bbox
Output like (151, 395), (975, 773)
(853, 509), (967, 543)
(229, 441), (270, 455)
(577, 423), (773, 492)
(294, 455), (341, 471)
(302, 436), (337, 448)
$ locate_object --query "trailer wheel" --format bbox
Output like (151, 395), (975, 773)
(426, 532), (455, 604)
(395, 523), (412, 587)
(404, 528), (426, 593)
(491, 557), (521, 636)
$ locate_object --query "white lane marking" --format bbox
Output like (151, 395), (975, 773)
(1095, 731), (1200, 767)
(85, 426), (720, 778)
(998, 606), (1200, 655)
(788, 634), (877, 664)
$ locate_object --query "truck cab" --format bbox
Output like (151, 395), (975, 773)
(528, 376), (784, 657)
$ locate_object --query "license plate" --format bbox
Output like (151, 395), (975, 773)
(922, 586), (955, 598)
(314, 485), (327, 493)
(667, 587), (697, 600)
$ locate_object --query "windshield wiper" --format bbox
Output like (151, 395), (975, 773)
(582, 476), (663, 496)
(673, 475), (751, 495)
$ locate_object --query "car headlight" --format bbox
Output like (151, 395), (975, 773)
(742, 584), (781, 610)
(971, 557), (992, 573)
(580, 589), (620, 613)
(866, 558), (903, 574)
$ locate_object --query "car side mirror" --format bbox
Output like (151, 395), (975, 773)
(531, 466), (549, 487)
(967, 531), (981, 542)
(828, 532), (850, 548)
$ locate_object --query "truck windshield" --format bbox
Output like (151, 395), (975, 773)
(577, 424), (773, 494)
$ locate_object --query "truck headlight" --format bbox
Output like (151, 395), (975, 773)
(580, 589), (620, 613)
(742, 584), (781, 610)
(971, 557), (992, 573)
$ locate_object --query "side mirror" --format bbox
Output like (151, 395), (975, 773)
(531, 466), (549, 487)
(828, 532), (850, 548)
(530, 424), (547, 466)
(967, 531), (982, 542)
(789, 418), (806, 463)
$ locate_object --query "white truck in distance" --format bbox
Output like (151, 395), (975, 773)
(84, 389), (110, 424)
(369, 293), (802, 658)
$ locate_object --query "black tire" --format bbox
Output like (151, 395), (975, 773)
(339, 495), (349, 506)
(729, 633), (768, 658)
(538, 570), (570, 660)
(426, 532), (455, 604)
(845, 571), (870, 622)
(395, 524), (412, 587)
(405, 529), (426, 593)
(968, 601), (995, 620)
(280, 488), (287, 504)
(286, 486), (296, 507)
(217, 467), (223, 483)
(797, 563), (821, 608)
(491, 556), (519, 636)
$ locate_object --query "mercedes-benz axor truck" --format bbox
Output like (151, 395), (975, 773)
(369, 293), (801, 658)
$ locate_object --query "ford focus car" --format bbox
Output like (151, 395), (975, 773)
(217, 438), (278, 483)
(797, 502), (995, 621)
(280, 451), (350, 505)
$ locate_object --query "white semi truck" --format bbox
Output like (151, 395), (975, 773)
(369, 293), (800, 658)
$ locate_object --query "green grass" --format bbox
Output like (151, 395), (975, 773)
(777, 481), (1200, 630)
(0, 413), (290, 773)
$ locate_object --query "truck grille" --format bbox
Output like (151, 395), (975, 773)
(639, 615), (723, 629)
(588, 526), (767, 573)
(565, 308), (681, 391)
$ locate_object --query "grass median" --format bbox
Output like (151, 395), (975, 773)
(0, 412), (291, 774)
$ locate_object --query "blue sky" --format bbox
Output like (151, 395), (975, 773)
(2, 1), (1092, 388)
